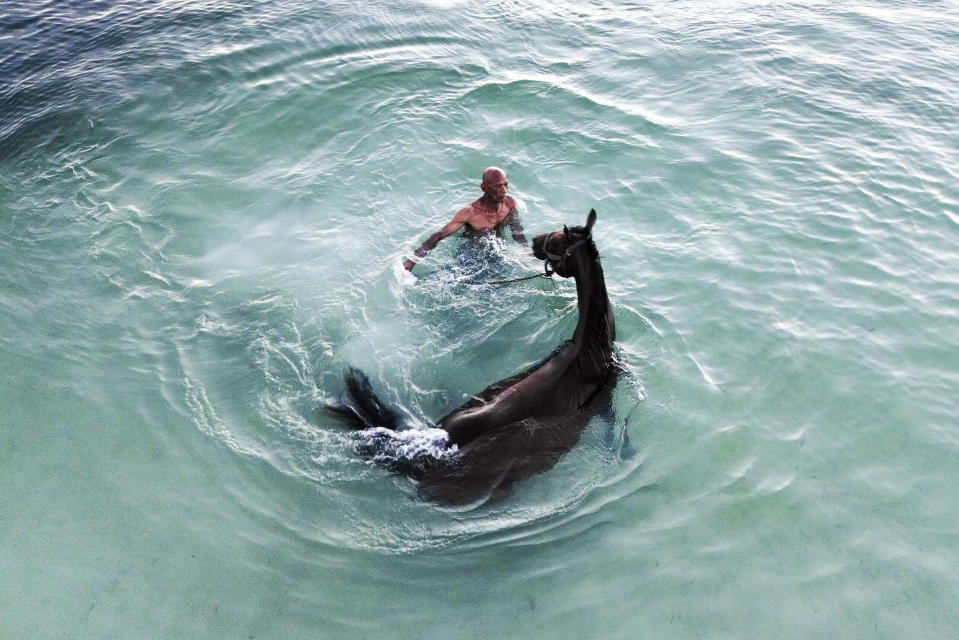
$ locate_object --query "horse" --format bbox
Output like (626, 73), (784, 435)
(331, 209), (617, 505)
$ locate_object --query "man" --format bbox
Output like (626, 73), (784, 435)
(402, 167), (528, 271)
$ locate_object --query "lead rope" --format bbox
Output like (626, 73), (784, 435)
(482, 260), (554, 286)
(408, 262), (552, 286)
(412, 235), (584, 286)
(477, 236), (585, 286)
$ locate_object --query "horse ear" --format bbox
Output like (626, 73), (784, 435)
(563, 225), (570, 239)
(586, 209), (596, 234)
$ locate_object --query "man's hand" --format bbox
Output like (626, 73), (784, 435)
(403, 259), (415, 271)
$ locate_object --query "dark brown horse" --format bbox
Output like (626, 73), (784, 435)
(332, 209), (616, 505)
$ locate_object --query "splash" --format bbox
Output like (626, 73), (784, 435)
(353, 426), (459, 472)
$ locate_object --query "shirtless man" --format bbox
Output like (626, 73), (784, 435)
(402, 167), (528, 271)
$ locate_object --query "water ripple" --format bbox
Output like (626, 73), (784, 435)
(5, 1), (959, 635)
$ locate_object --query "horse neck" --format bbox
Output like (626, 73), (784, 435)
(568, 244), (615, 369)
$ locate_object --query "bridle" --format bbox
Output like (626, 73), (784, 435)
(542, 229), (589, 277)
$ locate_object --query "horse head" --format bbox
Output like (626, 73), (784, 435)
(532, 209), (597, 278)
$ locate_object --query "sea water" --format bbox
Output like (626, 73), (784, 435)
(2, 1), (959, 638)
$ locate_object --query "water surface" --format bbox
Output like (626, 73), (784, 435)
(3, 1), (959, 638)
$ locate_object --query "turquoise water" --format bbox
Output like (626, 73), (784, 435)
(3, 1), (959, 637)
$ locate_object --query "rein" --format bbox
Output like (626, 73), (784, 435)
(411, 235), (588, 287)
(482, 262), (554, 286)
(484, 235), (586, 286)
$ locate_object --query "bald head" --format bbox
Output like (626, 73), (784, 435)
(482, 166), (506, 184)
(480, 167), (509, 203)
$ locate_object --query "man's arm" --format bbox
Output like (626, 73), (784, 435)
(403, 212), (468, 271)
(507, 207), (527, 247)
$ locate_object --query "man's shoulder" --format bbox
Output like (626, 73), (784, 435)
(454, 203), (478, 219)
(466, 196), (486, 211)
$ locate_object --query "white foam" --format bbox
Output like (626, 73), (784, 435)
(392, 261), (417, 287)
(358, 426), (458, 466)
